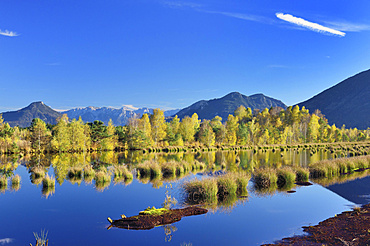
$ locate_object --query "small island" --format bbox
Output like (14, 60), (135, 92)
(107, 206), (208, 230)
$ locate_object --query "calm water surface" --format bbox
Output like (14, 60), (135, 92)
(0, 150), (361, 245)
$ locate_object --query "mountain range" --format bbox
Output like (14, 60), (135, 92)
(1, 103), (179, 127)
(298, 69), (370, 129)
(65, 106), (179, 126)
(1, 69), (369, 129)
(175, 92), (287, 121)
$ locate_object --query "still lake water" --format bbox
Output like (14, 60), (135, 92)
(0, 149), (365, 245)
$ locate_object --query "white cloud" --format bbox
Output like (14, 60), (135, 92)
(276, 13), (345, 37)
(0, 29), (19, 37)
(0, 238), (13, 245)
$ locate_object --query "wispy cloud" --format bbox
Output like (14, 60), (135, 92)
(0, 238), (13, 245)
(0, 29), (19, 37)
(162, 1), (203, 9)
(45, 62), (61, 66)
(204, 10), (274, 24)
(276, 13), (345, 37)
(162, 1), (272, 24)
(323, 21), (370, 32)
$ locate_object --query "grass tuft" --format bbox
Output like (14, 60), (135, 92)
(253, 168), (277, 189)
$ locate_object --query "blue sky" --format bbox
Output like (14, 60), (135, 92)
(1, 0), (370, 111)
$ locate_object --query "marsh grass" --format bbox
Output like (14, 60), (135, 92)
(10, 174), (21, 191)
(235, 172), (251, 196)
(161, 162), (176, 179)
(182, 171), (251, 207)
(137, 160), (162, 180)
(94, 171), (111, 191)
(276, 167), (296, 189)
(83, 165), (95, 183)
(192, 160), (206, 172)
(309, 156), (370, 180)
(183, 178), (218, 205)
(67, 167), (83, 179)
(294, 167), (310, 182)
(114, 165), (133, 182)
(217, 175), (237, 197)
(0, 175), (7, 192)
(42, 185), (55, 198)
(253, 168), (277, 189)
(42, 175), (55, 188)
(31, 167), (46, 184)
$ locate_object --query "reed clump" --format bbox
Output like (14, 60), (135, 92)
(42, 174), (55, 188)
(114, 165), (133, 183)
(161, 161), (176, 180)
(83, 165), (96, 183)
(191, 160), (206, 172)
(67, 166), (83, 179)
(217, 174), (237, 197)
(0, 175), (7, 190)
(10, 174), (21, 190)
(31, 166), (46, 179)
(253, 168), (278, 189)
(294, 167), (310, 182)
(182, 172), (251, 205)
(137, 160), (162, 179)
(309, 156), (370, 179)
(94, 170), (111, 185)
(276, 167), (296, 190)
(183, 178), (218, 205)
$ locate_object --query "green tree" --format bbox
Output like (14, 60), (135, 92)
(198, 120), (215, 147)
(307, 114), (320, 143)
(30, 118), (51, 152)
(150, 109), (166, 145)
(52, 114), (71, 152)
(226, 115), (238, 145)
(179, 116), (196, 143)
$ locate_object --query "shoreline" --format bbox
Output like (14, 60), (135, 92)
(263, 203), (370, 246)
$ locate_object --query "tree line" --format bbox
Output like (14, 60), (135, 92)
(0, 105), (369, 154)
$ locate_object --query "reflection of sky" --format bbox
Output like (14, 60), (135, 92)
(0, 165), (356, 245)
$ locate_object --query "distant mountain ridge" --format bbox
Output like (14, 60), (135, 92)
(175, 92), (287, 121)
(298, 69), (370, 129)
(65, 107), (179, 126)
(2, 101), (62, 127)
(1, 102), (180, 127)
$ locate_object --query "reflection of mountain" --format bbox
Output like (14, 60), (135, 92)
(325, 176), (370, 205)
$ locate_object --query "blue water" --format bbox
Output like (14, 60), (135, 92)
(0, 151), (359, 245)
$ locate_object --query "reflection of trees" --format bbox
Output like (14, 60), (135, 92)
(42, 186), (55, 199)
(163, 224), (177, 242)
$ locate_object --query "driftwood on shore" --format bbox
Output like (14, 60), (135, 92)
(108, 206), (208, 230)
